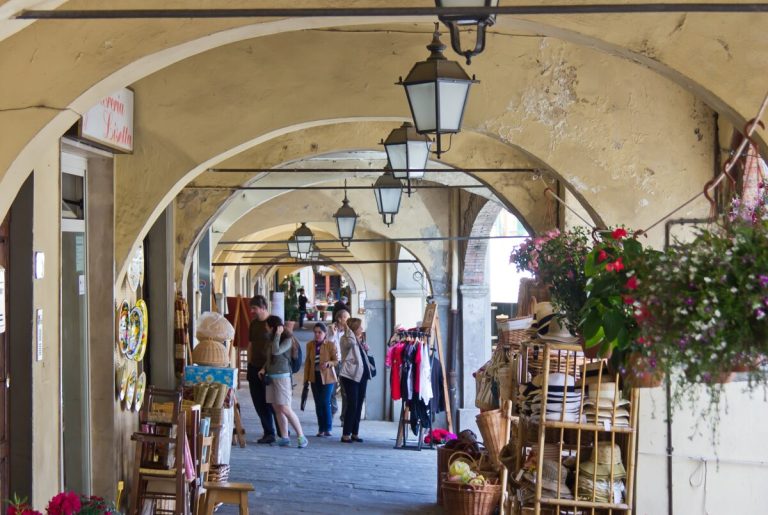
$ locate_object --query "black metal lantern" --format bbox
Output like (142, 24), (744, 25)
(435, 0), (499, 64)
(333, 181), (359, 247)
(397, 23), (478, 158)
(381, 122), (432, 196)
(287, 235), (300, 259)
(293, 222), (314, 255)
(373, 169), (404, 226)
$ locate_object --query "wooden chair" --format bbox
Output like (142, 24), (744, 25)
(130, 414), (190, 515)
(130, 386), (198, 515)
(201, 482), (254, 515)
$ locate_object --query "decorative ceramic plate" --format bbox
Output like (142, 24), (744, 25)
(117, 300), (131, 355)
(119, 365), (130, 401)
(127, 244), (144, 292)
(125, 369), (137, 410)
(126, 305), (144, 359)
(132, 299), (149, 362)
(134, 371), (146, 411)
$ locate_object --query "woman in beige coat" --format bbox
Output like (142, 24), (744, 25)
(303, 322), (339, 437)
(339, 318), (371, 443)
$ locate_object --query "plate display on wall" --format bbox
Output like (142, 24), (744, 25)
(117, 300), (131, 355)
(127, 243), (144, 292)
(132, 299), (149, 362)
(134, 371), (147, 411)
(126, 305), (144, 359)
(119, 366), (130, 401)
(124, 369), (137, 410)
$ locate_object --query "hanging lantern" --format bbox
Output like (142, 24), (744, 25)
(373, 169), (403, 226)
(397, 23), (478, 158)
(333, 182), (359, 248)
(287, 235), (300, 259)
(293, 222), (314, 255)
(381, 122), (432, 196)
(435, 0), (499, 64)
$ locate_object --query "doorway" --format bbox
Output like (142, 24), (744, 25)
(61, 152), (92, 494)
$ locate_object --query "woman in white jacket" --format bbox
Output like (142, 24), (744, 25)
(338, 317), (371, 443)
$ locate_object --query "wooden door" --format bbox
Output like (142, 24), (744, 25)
(0, 214), (9, 507)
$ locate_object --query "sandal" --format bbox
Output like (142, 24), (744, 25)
(315, 432), (324, 437)
(340, 436), (353, 443)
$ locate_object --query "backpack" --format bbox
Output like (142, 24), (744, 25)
(290, 336), (303, 374)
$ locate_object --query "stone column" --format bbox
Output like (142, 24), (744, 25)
(363, 299), (389, 421)
(457, 284), (491, 433)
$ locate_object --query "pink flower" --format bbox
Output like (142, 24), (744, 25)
(597, 249), (608, 263)
(625, 276), (638, 290)
(611, 228), (628, 240)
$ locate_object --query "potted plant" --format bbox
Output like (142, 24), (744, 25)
(510, 227), (591, 333)
(281, 274), (300, 330)
(579, 228), (661, 378)
(637, 218), (768, 427)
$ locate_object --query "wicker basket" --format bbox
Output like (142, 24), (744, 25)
(192, 339), (230, 367)
(476, 409), (505, 466)
(437, 446), (461, 506)
(441, 477), (502, 515)
(497, 365), (514, 401)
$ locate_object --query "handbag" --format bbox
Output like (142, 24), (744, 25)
(366, 354), (377, 378)
(300, 381), (310, 411)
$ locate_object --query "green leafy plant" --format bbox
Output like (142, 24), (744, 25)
(280, 274), (300, 322)
(510, 227), (591, 331)
(580, 228), (660, 367)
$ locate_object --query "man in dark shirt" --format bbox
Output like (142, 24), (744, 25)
(298, 288), (308, 329)
(331, 295), (350, 321)
(247, 295), (279, 443)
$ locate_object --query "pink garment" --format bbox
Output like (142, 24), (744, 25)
(386, 344), (396, 368)
(414, 343), (422, 394)
(390, 343), (405, 400)
(184, 435), (196, 482)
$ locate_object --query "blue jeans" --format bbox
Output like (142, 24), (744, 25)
(311, 372), (334, 433)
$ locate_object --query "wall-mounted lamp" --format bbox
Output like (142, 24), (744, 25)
(436, 0), (498, 64)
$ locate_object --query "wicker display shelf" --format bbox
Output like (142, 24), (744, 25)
(508, 342), (638, 515)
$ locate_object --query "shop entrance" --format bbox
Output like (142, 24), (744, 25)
(61, 153), (92, 494)
(0, 214), (9, 508)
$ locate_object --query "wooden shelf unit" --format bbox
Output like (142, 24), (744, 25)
(510, 342), (639, 515)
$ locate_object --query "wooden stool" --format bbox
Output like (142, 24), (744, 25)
(201, 482), (253, 515)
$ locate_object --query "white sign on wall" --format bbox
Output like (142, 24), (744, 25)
(35, 309), (43, 361)
(79, 88), (134, 152)
(0, 267), (5, 334)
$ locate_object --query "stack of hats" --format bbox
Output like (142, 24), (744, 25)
(584, 382), (631, 428)
(517, 459), (574, 503)
(577, 444), (627, 504)
(538, 315), (580, 345)
(520, 373), (583, 422)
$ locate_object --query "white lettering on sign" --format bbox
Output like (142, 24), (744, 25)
(36, 309), (43, 361)
(80, 88), (134, 152)
(0, 267), (5, 334)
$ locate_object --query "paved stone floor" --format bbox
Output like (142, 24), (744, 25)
(218, 328), (440, 515)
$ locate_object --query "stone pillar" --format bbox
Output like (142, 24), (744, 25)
(197, 230), (211, 313)
(457, 284), (491, 433)
(363, 299), (389, 421)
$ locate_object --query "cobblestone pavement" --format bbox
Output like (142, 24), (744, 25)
(217, 328), (440, 515)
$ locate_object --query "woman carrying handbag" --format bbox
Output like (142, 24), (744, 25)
(303, 322), (339, 437)
(339, 318), (372, 443)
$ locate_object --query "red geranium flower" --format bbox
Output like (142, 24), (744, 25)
(625, 276), (638, 290)
(611, 228), (628, 240)
(46, 492), (81, 515)
(597, 249), (608, 263)
(605, 257), (624, 272)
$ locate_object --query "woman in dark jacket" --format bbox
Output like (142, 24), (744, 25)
(258, 315), (308, 448)
(339, 317), (371, 443)
(303, 322), (339, 437)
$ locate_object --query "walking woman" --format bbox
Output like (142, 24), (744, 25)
(258, 315), (308, 448)
(339, 317), (371, 443)
(303, 322), (339, 437)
